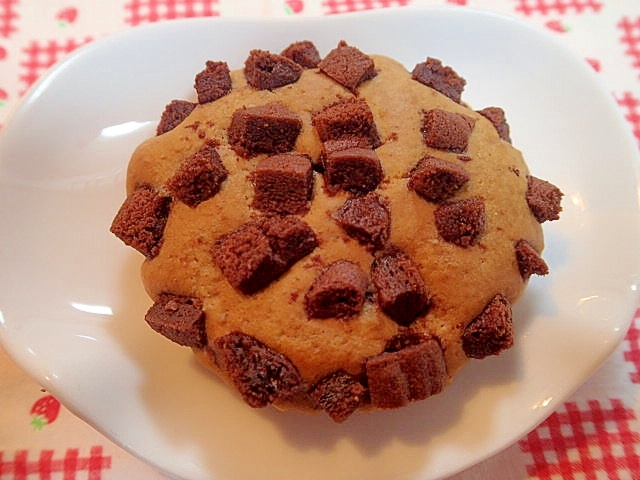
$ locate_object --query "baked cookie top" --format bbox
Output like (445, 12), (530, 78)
(111, 40), (562, 422)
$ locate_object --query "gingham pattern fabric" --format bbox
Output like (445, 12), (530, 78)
(1, 1), (640, 479)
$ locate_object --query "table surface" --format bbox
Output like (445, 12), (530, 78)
(1, 1), (640, 479)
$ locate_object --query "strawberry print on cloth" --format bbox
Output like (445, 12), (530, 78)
(29, 395), (60, 430)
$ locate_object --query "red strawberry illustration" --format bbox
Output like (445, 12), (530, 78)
(545, 20), (570, 33)
(285, 0), (304, 14)
(447, 0), (468, 5)
(30, 394), (61, 429)
(0, 46), (6, 61)
(56, 7), (78, 26)
(0, 88), (7, 102)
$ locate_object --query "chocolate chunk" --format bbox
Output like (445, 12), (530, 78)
(213, 223), (281, 294)
(214, 217), (317, 294)
(318, 41), (377, 92)
(515, 239), (549, 280)
(211, 332), (303, 408)
(194, 61), (232, 104)
(323, 147), (383, 195)
(156, 100), (197, 135)
(110, 185), (172, 259)
(309, 370), (366, 423)
(257, 215), (318, 267)
(167, 141), (228, 208)
(312, 97), (381, 148)
(244, 49), (303, 90)
(434, 196), (485, 247)
(371, 249), (429, 325)
(421, 109), (475, 153)
(462, 294), (513, 359)
(477, 106), (511, 143)
(333, 192), (390, 251)
(144, 293), (206, 347)
(322, 137), (372, 156)
(305, 260), (368, 319)
(384, 330), (430, 352)
(411, 57), (466, 103)
(281, 40), (321, 69)
(229, 103), (302, 158)
(366, 338), (446, 409)
(526, 175), (563, 223)
(252, 153), (313, 215)
(408, 155), (470, 203)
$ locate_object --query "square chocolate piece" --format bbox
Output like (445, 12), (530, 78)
(252, 154), (313, 215)
(323, 147), (382, 195)
(318, 41), (377, 92)
(167, 141), (228, 208)
(194, 61), (232, 104)
(421, 109), (475, 153)
(110, 185), (172, 259)
(229, 103), (302, 158)
(312, 98), (381, 148)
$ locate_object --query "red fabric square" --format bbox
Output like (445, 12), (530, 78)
(514, 0), (603, 16)
(124, 0), (220, 26)
(321, 0), (410, 15)
(0, 447), (111, 479)
(19, 38), (93, 93)
(0, 0), (19, 38)
(519, 399), (640, 479)
(615, 91), (640, 148)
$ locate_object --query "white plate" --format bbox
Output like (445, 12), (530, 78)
(1, 6), (639, 480)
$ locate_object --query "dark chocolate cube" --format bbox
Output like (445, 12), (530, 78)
(144, 293), (206, 347)
(318, 41), (377, 92)
(408, 155), (469, 203)
(110, 184), (172, 259)
(210, 332), (303, 408)
(244, 50), (303, 90)
(281, 40), (321, 69)
(515, 239), (548, 280)
(167, 141), (228, 208)
(371, 249), (429, 325)
(252, 154), (313, 215)
(156, 100), (196, 135)
(333, 192), (390, 252)
(194, 61), (232, 104)
(309, 370), (366, 423)
(421, 109), (475, 153)
(312, 97), (381, 148)
(257, 215), (318, 267)
(213, 223), (282, 294)
(229, 103), (302, 158)
(323, 147), (382, 195)
(526, 175), (563, 223)
(365, 338), (446, 409)
(411, 57), (466, 103)
(477, 106), (511, 143)
(462, 294), (513, 359)
(305, 260), (369, 319)
(434, 196), (486, 247)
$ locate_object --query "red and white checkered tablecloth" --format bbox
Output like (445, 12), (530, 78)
(1, 1), (640, 479)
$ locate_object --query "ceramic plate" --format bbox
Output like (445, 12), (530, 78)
(1, 7), (639, 480)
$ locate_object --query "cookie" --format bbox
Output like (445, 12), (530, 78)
(110, 40), (562, 422)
